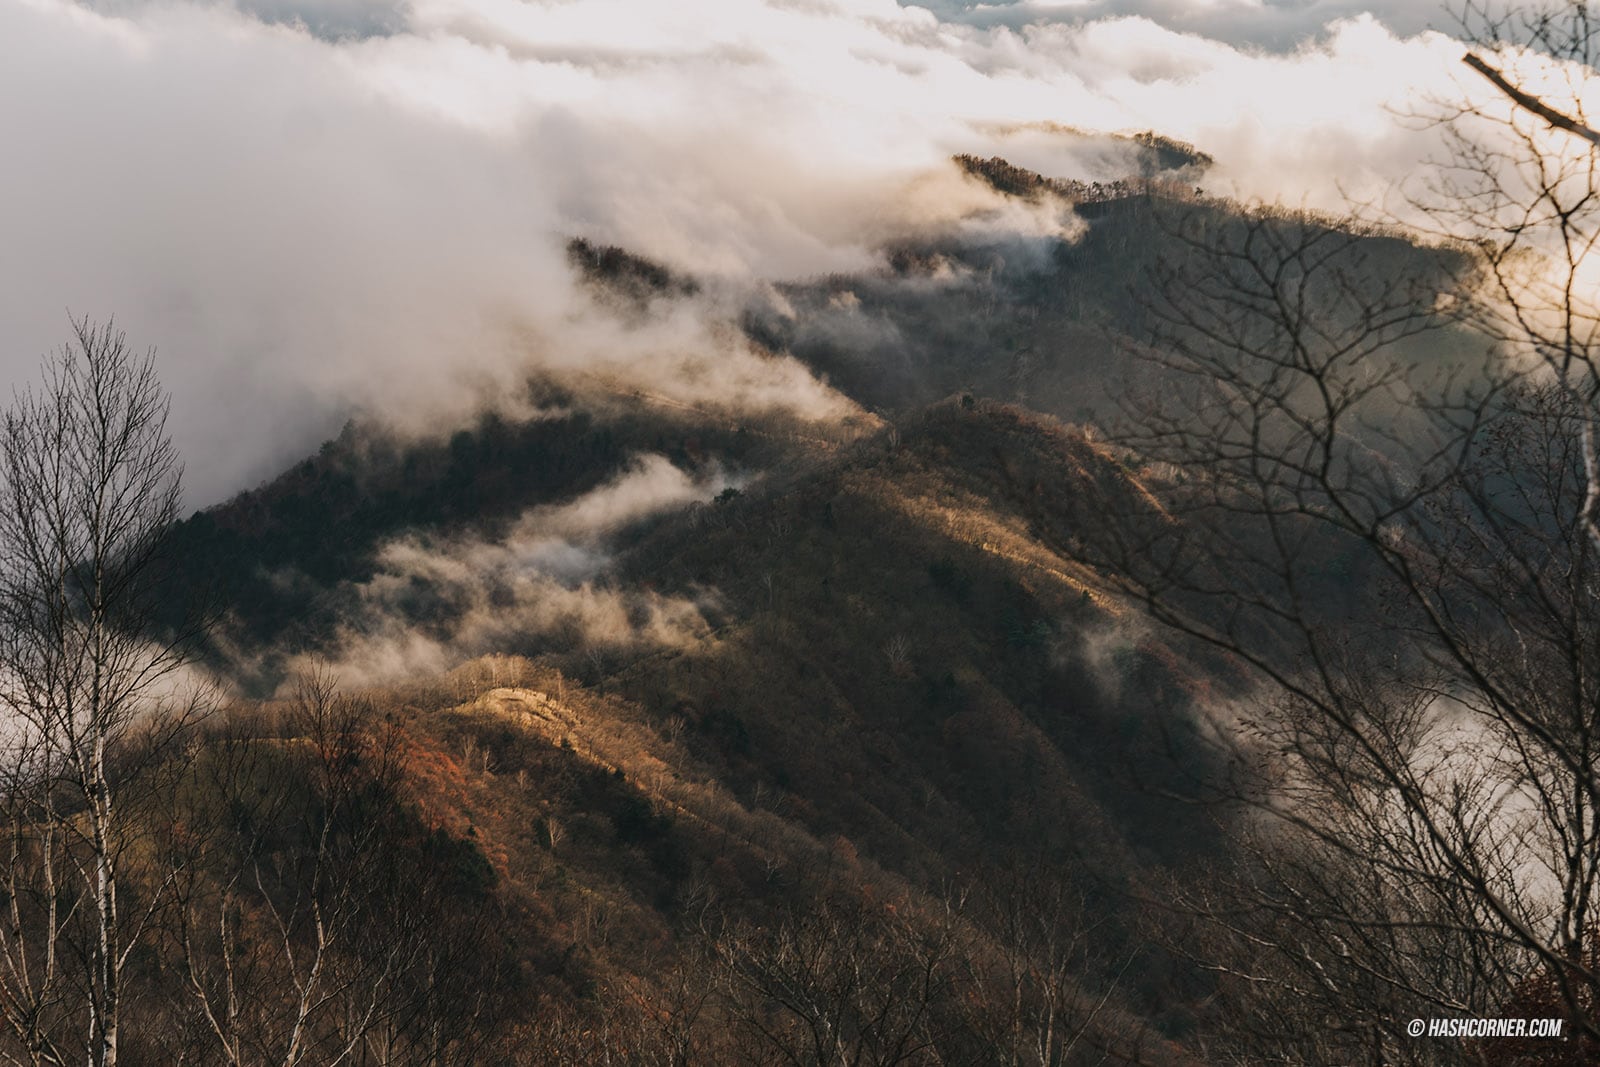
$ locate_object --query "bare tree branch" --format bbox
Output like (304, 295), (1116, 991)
(1463, 52), (1600, 146)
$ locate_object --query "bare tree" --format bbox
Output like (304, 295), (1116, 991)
(0, 317), (206, 1067)
(1075, 206), (1600, 1060)
(708, 892), (966, 1067)
(164, 674), (513, 1067)
(1009, 7), (1600, 1056)
(169, 676), (408, 1066)
(960, 865), (1134, 1067)
(1435, 2), (1600, 555)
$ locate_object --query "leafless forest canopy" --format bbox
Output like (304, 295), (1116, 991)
(8, 3), (1600, 1065)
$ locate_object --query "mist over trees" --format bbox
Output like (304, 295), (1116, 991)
(9, 2), (1600, 1066)
(1013, 3), (1600, 1063)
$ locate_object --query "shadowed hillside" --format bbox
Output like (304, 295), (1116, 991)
(133, 159), (1503, 1063)
(154, 392), (1244, 1057)
(748, 158), (1475, 426)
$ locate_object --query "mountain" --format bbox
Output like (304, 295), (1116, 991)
(141, 398), (1228, 1063)
(136, 155), (1478, 1062)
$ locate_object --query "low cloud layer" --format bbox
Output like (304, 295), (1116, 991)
(0, 0), (1520, 504)
(294, 453), (730, 687)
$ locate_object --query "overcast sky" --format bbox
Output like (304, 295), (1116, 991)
(908, 0), (1450, 49)
(0, 0), (1528, 505)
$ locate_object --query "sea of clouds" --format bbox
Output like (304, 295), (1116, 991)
(0, 0), (1530, 505)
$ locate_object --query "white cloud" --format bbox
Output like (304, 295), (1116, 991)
(296, 453), (731, 685)
(0, 0), (1519, 504)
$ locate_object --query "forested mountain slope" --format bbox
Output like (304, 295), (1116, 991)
(139, 154), (1492, 1063)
